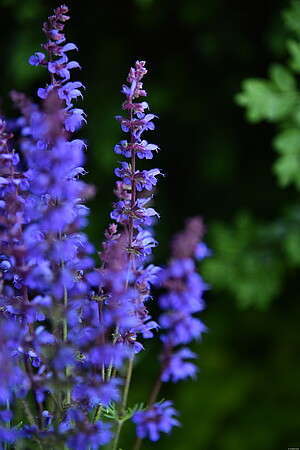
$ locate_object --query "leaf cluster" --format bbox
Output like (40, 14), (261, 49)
(203, 207), (300, 308)
(236, 0), (300, 189)
(101, 403), (145, 424)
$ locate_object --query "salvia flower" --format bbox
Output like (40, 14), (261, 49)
(0, 318), (29, 405)
(103, 60), (161, 359)
(29, 4), (84, 133)
(0, 4), (211, 450)
(132, 401), (180, 442)
(14, 5), (112, 448)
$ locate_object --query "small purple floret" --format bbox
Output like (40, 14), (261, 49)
(132, 401), (180, 441)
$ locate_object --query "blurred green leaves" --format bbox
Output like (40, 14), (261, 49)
(237, 1), (300, 190)
(203, 213), (284, 309)
(283, 0), (300, 36)
(236, 68), (297, 123)
(273, 128), (300, 188)
(287, 39), (300, 71)
(203, 207), (300, 308)
(201, 0), (300, 310)
(271, 63), (297, 91)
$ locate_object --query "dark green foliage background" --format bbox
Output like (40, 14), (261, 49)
(0, 0), (299, 448)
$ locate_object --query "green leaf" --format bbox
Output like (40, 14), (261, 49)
(202, 213), (285, 309)
(269, 64), (296, 91)
(101, 402), (145, 423)
(237, 1), (300, 192)
(283, 229), (300, 264)
(273, 128), (300, 188)
(283, 0), (300, 36)
(287, 39), (300, 72)
(236, 79), (296, 123)
(101, 403), (119, 421)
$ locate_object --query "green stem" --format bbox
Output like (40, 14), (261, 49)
(22, 398), (44, 449)
(148, 376), (162, 407)
(132, 372), (163, 450)
(106, 326), (120, 381)
(133, 436), (142, 450)
(62, 268), (71, 405)
(23, 357), (43, 429)
(111, 356), (134, 450)
(63, 286), (68, 342)
(93, 404), (102, 423)
(111, 420), (122, 450)
(6, 399), (10, 429)
(3, 400), (10, 450)
(21, 399), (36, 427)
(111, 108), (137, 450)
(121, 356), (134, 412)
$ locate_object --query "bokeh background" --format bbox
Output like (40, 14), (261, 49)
(1, 0), (300, 448)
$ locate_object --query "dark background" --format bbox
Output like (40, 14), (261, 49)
(1, 0), (300, 449)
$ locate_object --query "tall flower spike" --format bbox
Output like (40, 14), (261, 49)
(19, 6), (114, 448)
(94, 61), (161, 450)
(26, 3), (93, 321)
(112, 60), (161, 237)
(106, 61), (161, 354)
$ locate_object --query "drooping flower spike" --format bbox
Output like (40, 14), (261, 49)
(158, 217), (209, 382)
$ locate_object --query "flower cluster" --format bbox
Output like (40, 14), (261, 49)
(133, 401), (179, 442)
(131, 218), (209, 445)
(104, 60), (161, 357)
(29, 4), (85, 133)
(0, 4), (210, 450)
(159, 217), (209, 383)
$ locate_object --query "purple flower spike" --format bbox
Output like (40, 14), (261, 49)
(102, 60), (161, 359)
(158, 217), (209, 382)
(20, 6), (114, 449)
(29, 5), (85, 131)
